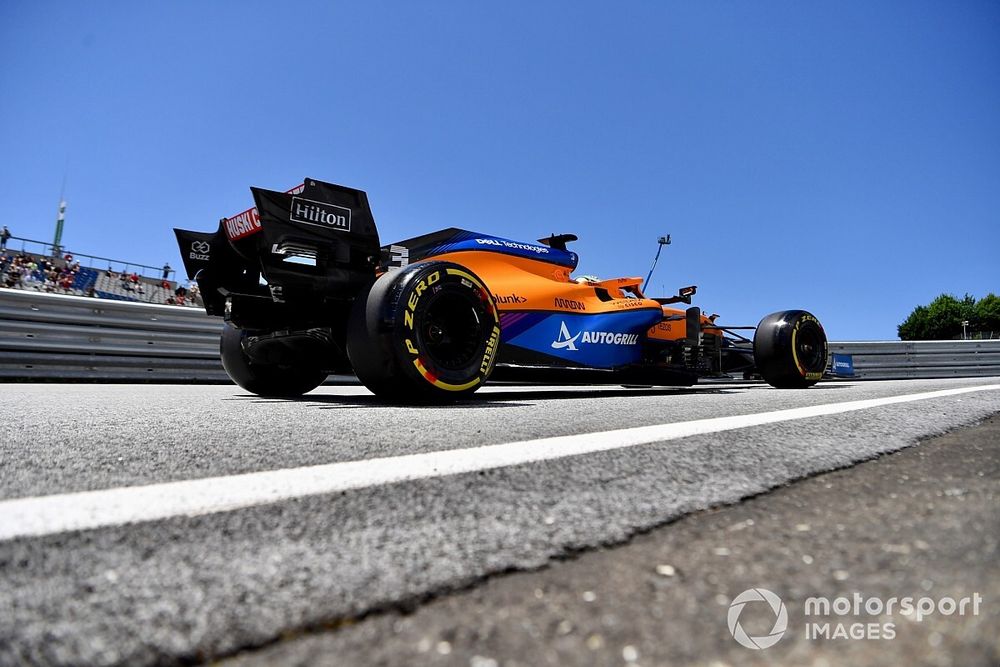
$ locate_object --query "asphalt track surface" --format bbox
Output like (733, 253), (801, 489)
(1, 378), (999, 666)
(225, 414), (1000, 667)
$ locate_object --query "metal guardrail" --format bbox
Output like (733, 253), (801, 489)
(2, 289), (999, 382)
(829, 340), (1000, 380)
(0, 288), (227, 381)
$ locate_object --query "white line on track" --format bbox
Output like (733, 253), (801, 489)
(1, 385), (998, 541)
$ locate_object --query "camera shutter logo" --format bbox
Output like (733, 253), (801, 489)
(728, 588), (788, 650)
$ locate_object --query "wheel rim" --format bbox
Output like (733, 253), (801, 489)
(795, 324), (826, 372)
(417, 288), (485, 370)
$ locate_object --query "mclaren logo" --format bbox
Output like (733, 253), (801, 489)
(551, 321), (640, 352)
(551, 321), (581, 351)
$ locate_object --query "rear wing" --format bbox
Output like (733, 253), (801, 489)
(221, 183), (306, 243)
(174, 178), (381, 316)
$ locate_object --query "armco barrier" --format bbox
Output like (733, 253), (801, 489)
(828, 340), (1000, 380)
(0, 288), (227, 381)
(2, 289), (999, 382)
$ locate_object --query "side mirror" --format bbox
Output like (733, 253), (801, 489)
(655, 285), (698, 306)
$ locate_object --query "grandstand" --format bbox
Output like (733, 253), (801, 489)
(93, 270), (177, 303)
(0, 235), (201, 308)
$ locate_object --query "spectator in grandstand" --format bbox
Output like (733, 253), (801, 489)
(58, 264), (76, 293)
(162, 263), (172, 280)
(43, 269), (58, 292)
(21, 258), (39, 287)
(0, 225), (10, 251)
(4, 262), (23, 288)
(174, 284), (188, 305)
(137, 283), (145, 296)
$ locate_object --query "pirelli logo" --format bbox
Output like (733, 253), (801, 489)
(290, 197), (351, 232)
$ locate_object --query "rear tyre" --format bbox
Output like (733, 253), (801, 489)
(347, 261), (500, 403)
(753, 310), (828, 389)
(220, 322), (327, 397)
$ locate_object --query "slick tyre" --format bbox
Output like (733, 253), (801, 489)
(347, 261), (501, 403)
(220, 322), (327, 397)
(753, 310), (828, 389)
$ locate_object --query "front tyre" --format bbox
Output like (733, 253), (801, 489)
(220, 323), (327, 397)
(347, 262), (501, 402)
(753, 310), (828, 389)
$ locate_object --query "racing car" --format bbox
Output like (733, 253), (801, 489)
(174, 178), (829, 401)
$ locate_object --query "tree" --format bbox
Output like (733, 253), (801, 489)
(898, 305), (931, 340)
(975, 293), (1000, 335)
(899, 293), (999, 340)
(900, 294), (965, 340)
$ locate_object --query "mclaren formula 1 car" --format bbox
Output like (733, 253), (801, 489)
(175, 178), (829, 401)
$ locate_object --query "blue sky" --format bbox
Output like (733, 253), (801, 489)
(2, 2), (997, 340)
